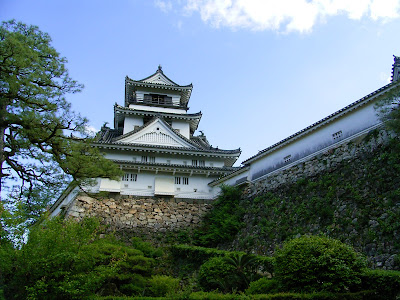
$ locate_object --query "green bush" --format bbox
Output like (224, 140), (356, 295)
(359, 269), (400, 299)
(197, 256), (236, 292)
(246, 277), (281, 295)
(0, 217), (158, 299)
(146, 275), (180, 297)
(274, 235), (366, 293)
(193, 185), (245, 247)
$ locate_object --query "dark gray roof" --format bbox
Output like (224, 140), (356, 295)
(114, 104), (202, 133)
(242, 80), (400, 165)
(113, 159), (239, 172)
(95, 117), (241, 156)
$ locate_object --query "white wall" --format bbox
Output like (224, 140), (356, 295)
(248, 101), (380, 181)
(123, 116), (143, 135)
(129, 104), (186, 114)
(172, 120), (190, 138)
(117, 171), (219, 199)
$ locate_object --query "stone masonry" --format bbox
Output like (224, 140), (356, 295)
(65, 195), (212, 234)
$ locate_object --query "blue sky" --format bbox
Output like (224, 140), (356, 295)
(1, 0), (400, 165)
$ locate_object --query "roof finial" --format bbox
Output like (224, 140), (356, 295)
(157, 65), (163, 73)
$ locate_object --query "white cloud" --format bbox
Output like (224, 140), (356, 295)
(178, 0), (400, 33)
(85, 125), (98, 137)
(154, 0), (173, 13)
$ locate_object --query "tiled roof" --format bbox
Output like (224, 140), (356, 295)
(112, 159), (239, 172)
(96, 118), (241, 155)
(242, 80), (400, 165)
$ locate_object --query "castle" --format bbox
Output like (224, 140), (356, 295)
(50, 56), (400, 226)
(50, 66), (240, 218)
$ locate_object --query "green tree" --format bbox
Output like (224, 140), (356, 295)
(375, 81), (400, 134)
(0, 20), (121, 231)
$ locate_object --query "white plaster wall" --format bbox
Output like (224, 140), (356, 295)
(174, 174), (219, 199)
(123, 116), (143, 135)
(120, 172), (156, 196)
(129, 104), (186, 114)
(218, 169), (250, 187)
(172, 120), (190, 138)
(102, 149), (225, 168)
(248, 102), (380, 181)
(118, 171), (218, 199)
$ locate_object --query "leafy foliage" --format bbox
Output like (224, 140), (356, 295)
(193, 185), (245, 247)
(146, 275), (180, 297)
(197, 256), (236, 292)
(274, 235), (367, 293)
(375, 84), (400, 134)
(245, 278), (281, 295)
(0, 217), (160, 299)
(0, 20), (122, 233)
(358, 269), (400, 299)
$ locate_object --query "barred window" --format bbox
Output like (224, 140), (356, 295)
(175, 177), (189, 185)
(123, 173), (137, 181)
(332, 130), (343, 140)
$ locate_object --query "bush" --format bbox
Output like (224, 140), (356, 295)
(146, 275), (180, 297)
(197, 256), (236, 292)
(0, 217), (158, 299)
(359, 269), (400, 299)
(246, 277), (281, 295)
(193, 185), (245, 247)
(274, 235), (366, 293)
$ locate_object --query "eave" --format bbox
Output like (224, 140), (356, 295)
(114, 104), (202, 133)
(242, 81), (400, 165)
(114, 160), (238, 176)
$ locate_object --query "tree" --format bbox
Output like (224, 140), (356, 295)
(0, 20), (121, 233)
(375, 79), (400, 134)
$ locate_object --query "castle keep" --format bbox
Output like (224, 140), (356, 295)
(49, 67), (240, 229)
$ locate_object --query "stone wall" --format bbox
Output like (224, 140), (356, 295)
(65, 195), (212, 235)
(245, 128), (394, 197)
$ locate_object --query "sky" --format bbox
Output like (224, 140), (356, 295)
(1, 0), (400, 166)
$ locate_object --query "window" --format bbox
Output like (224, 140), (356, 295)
(192, 160), (198, 166)
(143, 94), (173, 105)
(199, 160), (205, 167)
(175, 177), (189, 185)
(284, 155), (291, 163)
(332, 130), (343, 140)
(141, 156), (155, 163)
(123, 173), (137, 181)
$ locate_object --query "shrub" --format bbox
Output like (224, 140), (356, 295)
(146, 275), (180, 297)
(246, 277), (281, 295)
(1, 217), (157, 299)
(197, 256), (236, 292)
(359, 269), (400, 299)
(193, 185), (245, 247)
(274, 235), (366, 293)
